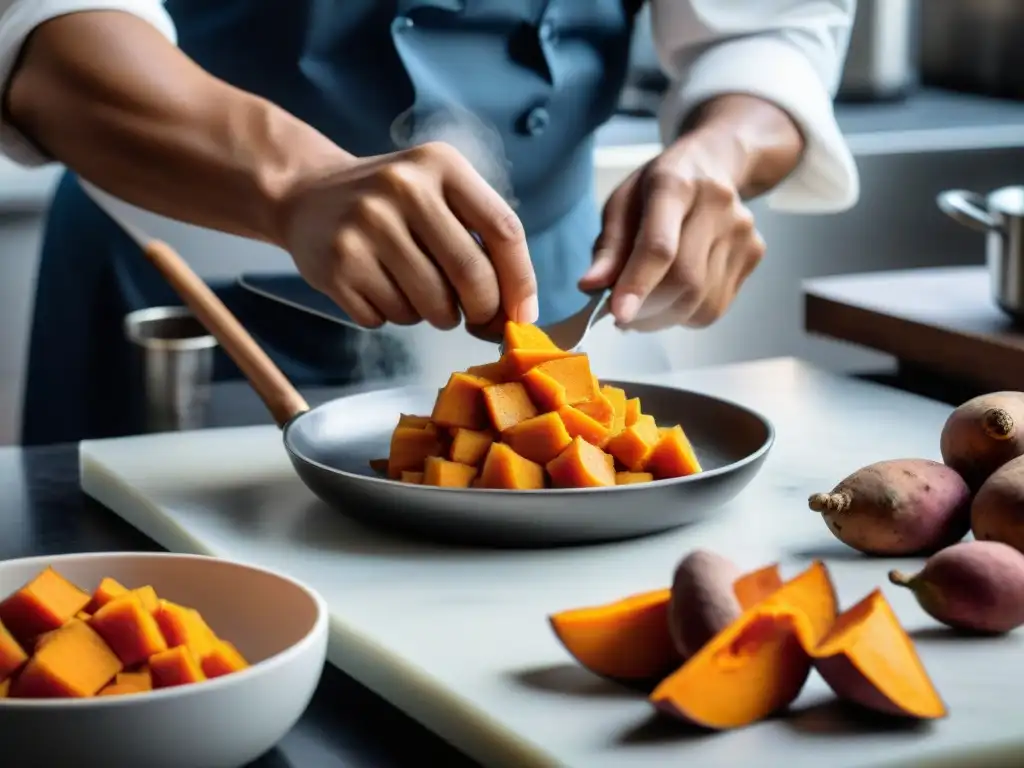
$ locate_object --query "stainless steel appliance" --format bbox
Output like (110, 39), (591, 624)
(920, 0), (1024, 99)
(837, 0), (919, 101)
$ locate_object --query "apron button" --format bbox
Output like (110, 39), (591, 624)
(522, 106), (550, 137)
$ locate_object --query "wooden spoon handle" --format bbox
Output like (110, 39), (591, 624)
(143, 240), (309, 427)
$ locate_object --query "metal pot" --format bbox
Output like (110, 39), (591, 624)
(920, 0), (1024, 99)
(938, 187), (1024, 320)
(837, 0), (919, 102)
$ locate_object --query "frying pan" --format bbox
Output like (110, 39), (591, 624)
(102, 215), (773, 546)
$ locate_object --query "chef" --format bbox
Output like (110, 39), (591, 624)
(0, 0), (858, 445)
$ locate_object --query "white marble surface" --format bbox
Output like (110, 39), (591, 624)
(80, 358), (1024, 768)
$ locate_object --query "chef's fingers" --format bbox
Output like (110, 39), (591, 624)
(579, 170), (643, 291)
(405, 197), (503, 327)
(430, 145), (538, 325)
(363, 213), (462, 331)
(610, 179), (694, 324)
(678, 236), (732, 328)
(357, 259), (422, 326)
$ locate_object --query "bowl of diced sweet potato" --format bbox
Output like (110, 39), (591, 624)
(0, 552), (328, 768)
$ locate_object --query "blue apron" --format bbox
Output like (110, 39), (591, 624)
(21, 0), (639, 445)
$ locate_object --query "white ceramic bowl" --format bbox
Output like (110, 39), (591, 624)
(0, 552), (328, 768)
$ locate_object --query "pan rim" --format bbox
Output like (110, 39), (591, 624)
(281, 378), (775, 495)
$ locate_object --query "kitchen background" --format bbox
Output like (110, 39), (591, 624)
(2, 0), (1024, 445)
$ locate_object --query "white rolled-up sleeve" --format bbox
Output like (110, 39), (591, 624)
(650, 0), (859, 213)
(0, 0), (176, 167)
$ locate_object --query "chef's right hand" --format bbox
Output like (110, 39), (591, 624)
(277, 141), (538, 330)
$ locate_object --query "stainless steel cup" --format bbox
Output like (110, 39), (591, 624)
(938, 186), (1024, 321)
(124, 306), (217, 433)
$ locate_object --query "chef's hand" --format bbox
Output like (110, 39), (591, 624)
(278, 142), (538, 330)
(579, 95), (804, 332)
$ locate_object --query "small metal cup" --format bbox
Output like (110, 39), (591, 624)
(124, 306), (217, 433)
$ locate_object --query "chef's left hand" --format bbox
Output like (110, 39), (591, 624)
(579, 117), (771, 331)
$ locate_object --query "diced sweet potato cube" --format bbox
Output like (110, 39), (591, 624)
(0, 678), (9, 698)
(76, 611), (92, 621)
(422, 456), (478, 488)
(605, 414), (661, 472)
(601, 386), (628, 433)
(149, 645), (206, 689)
(201, 639), (250, 679)
(616, 471), (654, 485)
(500, 348), (573, 378)
(624, 397), (642, 427)
(386, 425), (443, 479)
(523, 356), (598, 412)
(12, 619), (122, 698)
(397, 413), (433, 429)
(368, 457), (389, 474)
(400, 470), (424, 484)
(89, 593), (168, 667)
(478, 443), (545, 490)
(575, 390), (614, 428)
(431, 372), (493, 430)
(503, 412), (573, 465)
(0, 619), (28, 682)
(482, 382), (538, 432)
(131, 585), (159, 614)
(503, 322), (560, 352)
(556, 405), (612, 448)
(84, 576), (129, 614)
(154, 600), (218, 661)
(546, 437), (616, 488)
(0, 567), (91, 644)
(98, 682), (144, 696)
(646, 424), (703, 478)
(449, 428), (494, 466)
(465, 360), (507, 382)
(116, 667), (153, 691)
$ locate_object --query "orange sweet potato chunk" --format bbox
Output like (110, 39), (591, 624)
(575, 389), (615, 428)
(557, 405), (612, 448)
(431, 372), (493, 430)
(149, 645), (206, 689)
(503, 321), (560, 352)
(84, 577), (129, 614)
(116, 667), (153, 691)
(601, 385), (628, 433)
(0, 619), (28, 682)
(154, 600), (218, 661)
(465, 360), (507, 382)
(0, 678), (9, 698)
(503, 412), (573, 465)
(422, 456), (478, 488)
(397, 413), (433, 429)
(478, 443), (545, 490)
(386, 425), (443, 479)
(12, 619), (122, 698)
(500, 348), (573, 378)
(615, 471), (653, 485)
(0, 566), (91, 644)
(368, 458), (389, 475)
(482, 382), (538, 432)
(646, 424), (702, 479)
(98, 682), (145, 697)
(523, 355), (598, 411)
(605, 414), (661, 472)
(400, 470), (423, 484)
(547, 437), (616, 488)
(89, 593), (168, 667)
(549, 589), (680, 681)
(624, 397), (642, 427)
(131, 585), (159, 614)
(201, 639), (250, 679)
(449, 428), (494, 466)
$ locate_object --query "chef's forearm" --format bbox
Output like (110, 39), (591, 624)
(4, 10), (345, 244)
(681, 94), (806, 199)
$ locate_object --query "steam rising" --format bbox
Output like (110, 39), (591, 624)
(352, 104), (518, 387)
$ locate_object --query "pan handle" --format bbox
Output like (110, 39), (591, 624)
(143, 240), (310, 428)
(937, 189), (1000, 233)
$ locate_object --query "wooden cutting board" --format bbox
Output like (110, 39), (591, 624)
(80, 357), (1024, 768)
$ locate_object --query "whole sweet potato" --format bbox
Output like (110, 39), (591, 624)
(972, 454), (1024, 555)
(808, 458), (970, 556)
(940, 391), (1024, 491)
